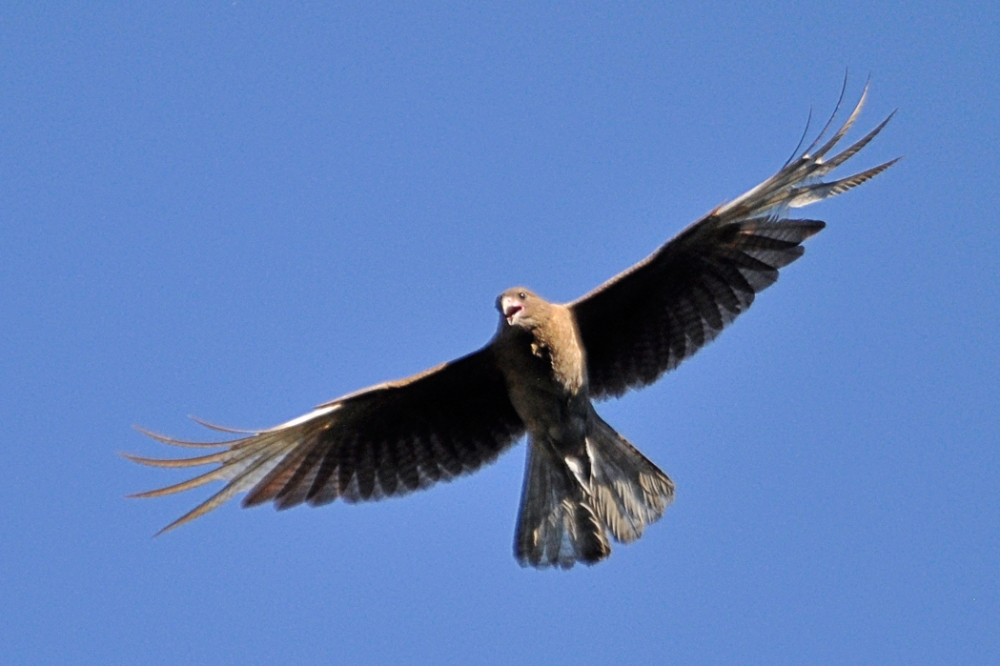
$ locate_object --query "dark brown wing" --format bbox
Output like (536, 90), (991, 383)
(125, 346), (524, 533)
(571, 85), (897, 399)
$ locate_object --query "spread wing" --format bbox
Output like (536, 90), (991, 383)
(571, 84), (898, 399)
(125, 347), (525, 533)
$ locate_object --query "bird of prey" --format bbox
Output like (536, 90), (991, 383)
(127, 85), (896, 569)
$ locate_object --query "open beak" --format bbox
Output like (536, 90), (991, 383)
(503, 301), (523, 325)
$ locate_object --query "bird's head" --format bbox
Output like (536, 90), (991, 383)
(496, 287), (544, 329)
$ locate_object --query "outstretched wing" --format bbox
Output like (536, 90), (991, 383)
(571, 84), (898, 399)
(125, 346), (525, 533)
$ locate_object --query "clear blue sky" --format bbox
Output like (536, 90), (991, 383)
(3, 3), (997, 665)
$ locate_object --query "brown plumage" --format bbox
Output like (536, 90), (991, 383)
(126, 85), (896, 569)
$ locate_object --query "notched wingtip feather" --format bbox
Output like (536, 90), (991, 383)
(819, 110), (897, 174)
(787, 157), (900, 208)
(139, 473), (257, 536)
(126, 465), (231, 500)
(187, 415), (260, 434)
(119, 450), (231, 469)
(132, 424), (236, 449)
(802, 79), (847, 156)
(153, 510), (200, 536)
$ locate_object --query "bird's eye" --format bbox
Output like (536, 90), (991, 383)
(518, 291), (526, 299)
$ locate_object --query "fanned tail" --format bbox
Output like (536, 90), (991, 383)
(514, 440), (610, 569)
(586, 408), (674, 544)
(513, 410), (674, 569)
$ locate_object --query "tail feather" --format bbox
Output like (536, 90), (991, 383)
(513, 409), (673, 569)
(586, 409), (674, 544)
(514, 441), (610, 569)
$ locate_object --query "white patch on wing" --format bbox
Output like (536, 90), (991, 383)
(271, 404), (340, 431)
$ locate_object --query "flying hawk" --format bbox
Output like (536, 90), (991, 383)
(127, 85), (896, 569)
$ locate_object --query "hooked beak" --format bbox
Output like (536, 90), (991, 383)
(502, 299), (523, 325)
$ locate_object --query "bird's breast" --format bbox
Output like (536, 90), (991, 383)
(493, 321), (589, 445)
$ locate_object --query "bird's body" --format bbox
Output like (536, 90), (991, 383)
(492, 289), (672, 566)
(494, 293), (588, 438)
(127, 85), (896, 569)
